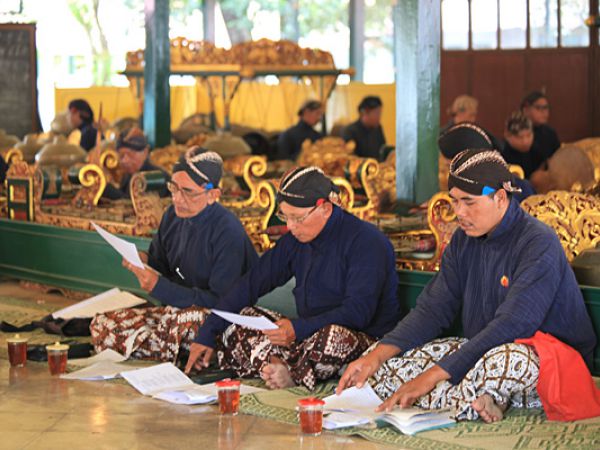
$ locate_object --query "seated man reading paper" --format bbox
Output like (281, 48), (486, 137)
(337, 149), (596, 423)
(91, 147), (258, 361)
(185, 166), (401, 390)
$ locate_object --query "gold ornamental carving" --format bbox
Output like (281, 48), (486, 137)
(520, 191), (600, 262)
(221, 155), (268, 209)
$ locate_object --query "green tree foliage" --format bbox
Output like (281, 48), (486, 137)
(67, 0), (112, 85)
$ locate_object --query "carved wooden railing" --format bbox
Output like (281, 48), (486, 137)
(521, 191), (600, 262)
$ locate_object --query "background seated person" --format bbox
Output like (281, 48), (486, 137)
(337, 149), (596, 423)
(521, 91), (560, 161)
(276, 100), (323, 161)
(91, 147), (258, 361)
(186, 167), (401, 390)
(439, 122), (535, 202)
(342, 96), (386, 160)
(440, 95), (478, 135)
(501, 112), (549, 181)
(102, 127), (169, 199)
(68, 99), (98, 151)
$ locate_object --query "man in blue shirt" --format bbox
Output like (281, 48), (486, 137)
(276, 100), (323, 161)
(102, 127), (169, 199)
(68, 99), (98, 152)
(91, 147), (258, 361)
(337, 149), (596, 423)
(185, 167), (400, 390)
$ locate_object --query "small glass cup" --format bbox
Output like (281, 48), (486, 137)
(215, 379), (241, 415)
(7, 334), (28, 367)
(297, 397), (325, 436)
(46, 342), (69, 376)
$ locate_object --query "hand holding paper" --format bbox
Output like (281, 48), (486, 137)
(92, 222), (144, 269)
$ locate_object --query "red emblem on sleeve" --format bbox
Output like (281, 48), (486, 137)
(500, 275), (509, 288)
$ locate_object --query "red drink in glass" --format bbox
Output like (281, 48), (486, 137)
(215, 379), (241, 415)
(46, 342), (69, 375)
(297, 398), (325, 436)
(7, 335), (28, 367)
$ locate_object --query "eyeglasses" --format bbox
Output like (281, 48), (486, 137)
(532, 104), (549, 111)
(276, 204), (320, 224)
(167, 181), (208, 200)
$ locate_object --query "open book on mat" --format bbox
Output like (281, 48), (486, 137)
(121, 362), (264, 404)
(323, 385), (455, 435)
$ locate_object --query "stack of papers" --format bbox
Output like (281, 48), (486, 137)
(322, 385), (455, 435)
(52, 288), (146, 320)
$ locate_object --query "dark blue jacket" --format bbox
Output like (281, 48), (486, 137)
(149, 203), (258, 308)
(276, 120), (322, 161)
(381, 199), (596, 384)
(195, 205), (401, 348)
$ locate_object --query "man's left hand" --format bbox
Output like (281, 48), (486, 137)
(376, 365), (451, 412)
(263, 319), (296, 347)
(122, 258), (159, 292)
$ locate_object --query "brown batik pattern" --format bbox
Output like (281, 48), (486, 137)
(216, 306), (375, 390)
(90, 306), (208, 362)
(368, 337), (541, 421)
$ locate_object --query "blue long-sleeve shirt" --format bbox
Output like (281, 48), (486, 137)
(381, 198), (596, 384)
(148, 203), (258, 308)
(103, 159), (169, 200)
(195, 205), (401, 348)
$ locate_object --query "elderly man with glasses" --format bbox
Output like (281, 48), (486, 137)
(90, 147), (258, 361)
(185, 166), (401, 390)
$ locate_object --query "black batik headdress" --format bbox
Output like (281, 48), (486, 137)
(276, 166), (340, 208)
(172, 146), (223, 189)
(448, 149), (522, 196)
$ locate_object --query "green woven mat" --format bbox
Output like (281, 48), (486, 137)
(239, 381), (600, 450)
(0, 295), (91, 359)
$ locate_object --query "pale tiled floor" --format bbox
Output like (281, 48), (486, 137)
(0, 280), (403, 450)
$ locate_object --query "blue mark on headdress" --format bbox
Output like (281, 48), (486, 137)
(482, 185), (496, 196)
(205, 182), (214, 190)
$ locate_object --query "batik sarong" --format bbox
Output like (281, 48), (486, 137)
(90, 306), (208, 362)
(368, 337), (541, 421)
(216, 306), (375, 390)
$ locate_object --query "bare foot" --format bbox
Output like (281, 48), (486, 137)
(471, 394), (507, 423)
(260, 357), (295, 389)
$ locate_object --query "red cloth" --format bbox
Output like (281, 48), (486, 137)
(517, 331), (600, 421)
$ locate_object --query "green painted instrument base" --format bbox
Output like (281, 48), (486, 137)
(0, 219), (597, 375)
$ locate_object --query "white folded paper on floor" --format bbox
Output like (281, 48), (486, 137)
(210, 309), (278, 330)
(69, 349), (127, 367)
(121, 363), (193, 396)
(52, 287), (146, 320)
(91, 221), (145, 269)
(60, 361), (133, 381)
(153, 383), (265, 405)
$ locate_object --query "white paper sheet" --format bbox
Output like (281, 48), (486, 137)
(69, 349), (127, 367)
(91, 221), (145, 269)
(211, 309), (278, 331)
(120, 363), (194, 396)
(323, 385), (383, 415)
(152, 383), (265, 405)
(60, 361), (133, 381)
(52, 288), (147, 320)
